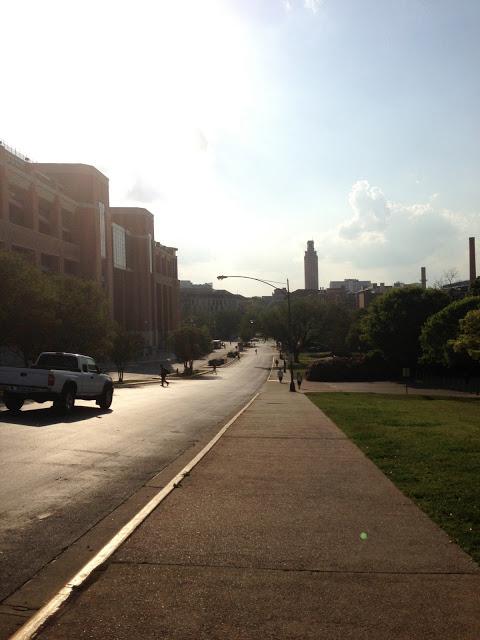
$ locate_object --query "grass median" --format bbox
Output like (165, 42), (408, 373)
(308, 392), (480, 565)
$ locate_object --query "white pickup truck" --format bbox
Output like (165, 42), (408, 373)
(0, 352), (113, 413)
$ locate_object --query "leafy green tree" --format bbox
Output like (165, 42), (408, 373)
(214, 309), (241, 340)
(110, 327), (144, 382)
(345, 309), (368, 353)
(360, 287), (449, 367)
(470, 277), (480, 296)
(419, 296), (480, 367)
(169, 325), (211, 374)
(309, 303), (355, 355)
(451, 309), (480, 361)
(0, 251), (57, 364)
(49, 275), (114, 360)
(239, 316), (255, 342)
(261, 297), (327, 362)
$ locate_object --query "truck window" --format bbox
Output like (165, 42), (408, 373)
(85, 357), (97, 373)
(34, 354), (80, 372)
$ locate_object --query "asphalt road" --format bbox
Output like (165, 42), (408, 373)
(0, 343), (273, 605)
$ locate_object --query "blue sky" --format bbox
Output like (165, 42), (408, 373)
(2, 0), (479, 295)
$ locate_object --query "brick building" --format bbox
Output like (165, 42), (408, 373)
(110, 207), (178, 348)
(0, 142), (179, 349)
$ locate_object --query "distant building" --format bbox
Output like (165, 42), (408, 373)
(260, 287), (288, 305)
(356, 283), (392, 309)
(304, 240), (319, 290)
(180, 281), (213, 290)
(440, 280), (471, 299)
(180, 286), (246, 319)
(330, 278), (371, 294)
(291, 287), (353, 306)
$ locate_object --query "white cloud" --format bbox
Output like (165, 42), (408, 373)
(315, 180), (480, 286)
(304, 0), (323, 14)
(127, 178), (163, 204)
(339, 180), (390, 241)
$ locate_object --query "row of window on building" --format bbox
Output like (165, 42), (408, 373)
(0, 142), (180, 349)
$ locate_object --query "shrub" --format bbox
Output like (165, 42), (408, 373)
(306, 353), (396, 382)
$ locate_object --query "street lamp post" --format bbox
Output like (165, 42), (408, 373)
(217, 274), (296, 392)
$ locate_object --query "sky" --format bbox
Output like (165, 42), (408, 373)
(2, 0), (480, 296)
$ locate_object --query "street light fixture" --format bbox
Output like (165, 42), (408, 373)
(217, 274), (296, 392)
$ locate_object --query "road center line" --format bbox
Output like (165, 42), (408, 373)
(9, 392), (260, 640)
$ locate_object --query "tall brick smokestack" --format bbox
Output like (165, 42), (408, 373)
(469, 237), (476, 283)
(421, 267), (426, 289)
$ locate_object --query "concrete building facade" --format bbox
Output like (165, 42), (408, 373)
(180, 285), (246, 320)
(330, 279), (372, 294)
(304, 240), (319, 290)
(0, 143), (179, 350)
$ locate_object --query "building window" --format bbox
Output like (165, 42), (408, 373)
(62, 208), (75, 243)
(40, 253), (60, 273)
(64, 259), (79, 276)
(39, 197), (54, 235)
(112, 223), (126, 269)
(99, 202), (106, 258)
(9, 185), (28, 227)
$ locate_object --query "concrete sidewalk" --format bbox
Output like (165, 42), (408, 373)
(34, 381), (479, 639)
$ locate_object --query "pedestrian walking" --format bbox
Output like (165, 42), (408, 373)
(275, 358), (279, 368)
(255, 348), (257, 355)
(296, 371), (303, 390)
(213, 363), (217, 374)
(160, 365), (169, 387)
(277, 369), (283, 383)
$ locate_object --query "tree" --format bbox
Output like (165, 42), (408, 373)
(433, 267), (459, 288)
(451, 310), (480, 361)
(215, 309), (241, 341)
(360, 287), (449, 368)
(239, 316), (255, 342)
(345, 309), (368, 353)
(419, 296), (480, 367)
(49, 275), (115, 360)
(309, 303), (355, 355)
(110, 327), (144, 382)
(470, 277), (480, 296)
(261, 297), (332, 362)
(168, 325), (211, 374)
(0, 251), (57, 364)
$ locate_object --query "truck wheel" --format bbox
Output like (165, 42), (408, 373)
(4, 395), (24, 412)
(56, 387), (76, 414)
(98, 385), (113, 410)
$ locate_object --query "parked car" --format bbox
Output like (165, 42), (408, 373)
(0, 352), (113, 413)
(208, 357), (226, 367)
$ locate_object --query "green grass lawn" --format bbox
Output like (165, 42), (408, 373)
(308, 393), (480, 565)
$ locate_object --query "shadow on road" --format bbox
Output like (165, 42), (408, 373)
(0, 405), (112, 427)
